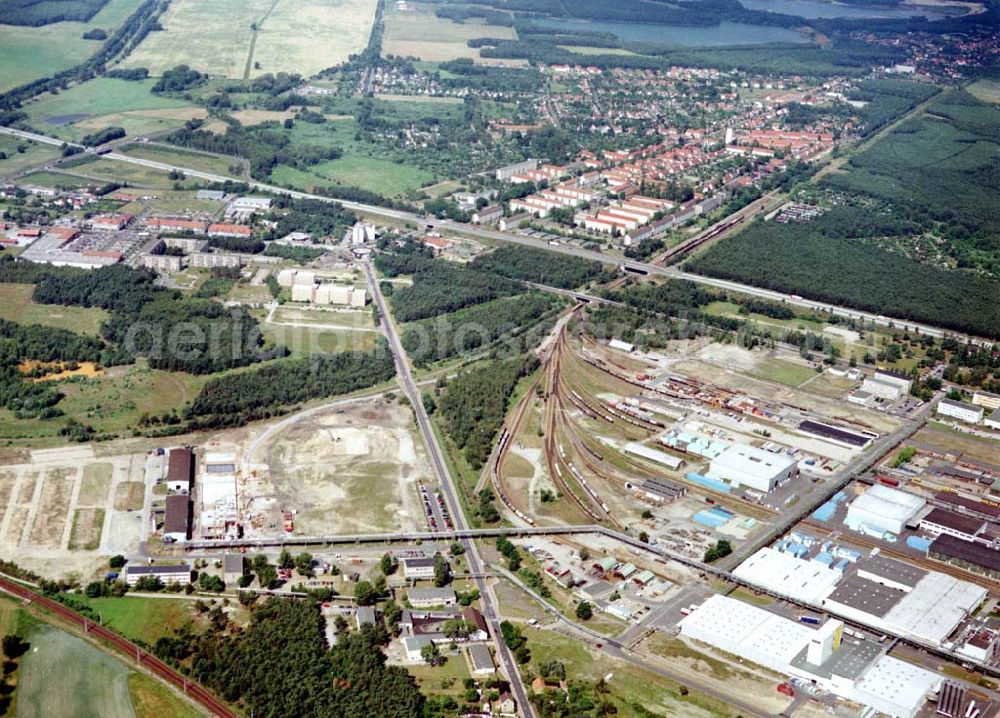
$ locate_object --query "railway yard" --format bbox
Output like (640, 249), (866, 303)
(2, 264), (998, 718)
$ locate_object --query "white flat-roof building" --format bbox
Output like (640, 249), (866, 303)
(851, 656), (941, 718)
(291, 284), (315, 302)
(936, 399), (984, 424)
(608, 339), (635, 353)
(732, 547), (842, 604)
(681, 595), (941, 718)
(861, 371), (912, 401)
(680, 594), (814, 675)
(624, 442), (684, 470)
(845, 484), (925, 537)
(986, 409), (1000, 431)
(407, 587), (457, 608)
(822, 570), (986, 646)
(709, 444), (797, 493)
(403, 557), (438, 580)
(402, 635), (435, 662)
(125, 563), (190, 586)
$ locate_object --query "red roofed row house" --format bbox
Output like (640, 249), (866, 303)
(145, 217), (252, 237)
(207, 223), (253, 238)
(91, 214), (133, 231)
(146, 217), (208, 233)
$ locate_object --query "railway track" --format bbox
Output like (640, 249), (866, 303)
(0, 577), (236, 718)
(544, 332), (611, 524)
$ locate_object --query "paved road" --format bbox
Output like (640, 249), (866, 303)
(363, 261), (536, 717)
(497, 566), (777, 718)
(0, 125), (991, 348)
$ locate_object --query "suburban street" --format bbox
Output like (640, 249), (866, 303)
(363, 261), (536, 717)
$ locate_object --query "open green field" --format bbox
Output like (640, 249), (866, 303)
(12, 170), (92, 189)
(18, 625), (135, 718)
(382, 3), (517, 62)
(0, 283), (109, 336)
(313, 155), (434, 196)
(122, 0), (377, 78)
(129, 673), (202, 718)
(968, 78), (1000, 104)
(406, 656), (472, 696)
(120, 143), (244, 176)
(80, 596), (195, 644)
(262, 323), (378, 355)
(23, 78), (200, 142)
(0, 136), (62, 178)
(53, 156), (187, 188)
(915, 422), (1000, 466)
(0, 0), (140, 92)
(702, 300), (826, 334)
(0, 362), (205, 445)
(748, 357), (817, 387)
(274, 154), (435, 198)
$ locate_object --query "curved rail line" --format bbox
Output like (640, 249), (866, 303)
(0, 577), (237, 718)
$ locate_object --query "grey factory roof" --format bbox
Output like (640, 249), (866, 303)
(857, 554), (926, 590)
(790, 637), (880, 681)
(931, 534), (1000, 572)
(921, 508), (986, 537)
(824, 574), (904, 618)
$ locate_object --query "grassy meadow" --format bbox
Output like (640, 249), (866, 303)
(0, 0), (141, 93)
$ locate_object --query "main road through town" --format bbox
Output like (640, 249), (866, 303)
(363, 261), (536, 718)
(0, 125), (992, 348)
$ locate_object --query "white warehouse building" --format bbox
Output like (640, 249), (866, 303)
(680, 595), (941, 718)
(709, 444), (798, 493)
(861, 371), (912, 401)
(845, 484), (925, 537)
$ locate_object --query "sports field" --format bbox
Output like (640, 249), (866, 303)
(122, 0), (378, 78)
(382, 3), (517, 62)
(0, 0), (140, 93)
(18, 626), (136, 718)
(22, 78), (199, 142)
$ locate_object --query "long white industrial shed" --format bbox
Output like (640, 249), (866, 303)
(824, 570), (988, 646)
(845, 484), (926, 536)
(680, 595), (941, 718)
(732, 547), (842, 604)
(735, 546), (986, 647)
(709, 444), (798, 494)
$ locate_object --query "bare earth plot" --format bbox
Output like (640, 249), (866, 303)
(254, 400), (432, 535)
(122, 0), (378, 78)
(27, 466), (77, 548)
(0, 447), (150, 577)
(383, 3), (518, 63)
